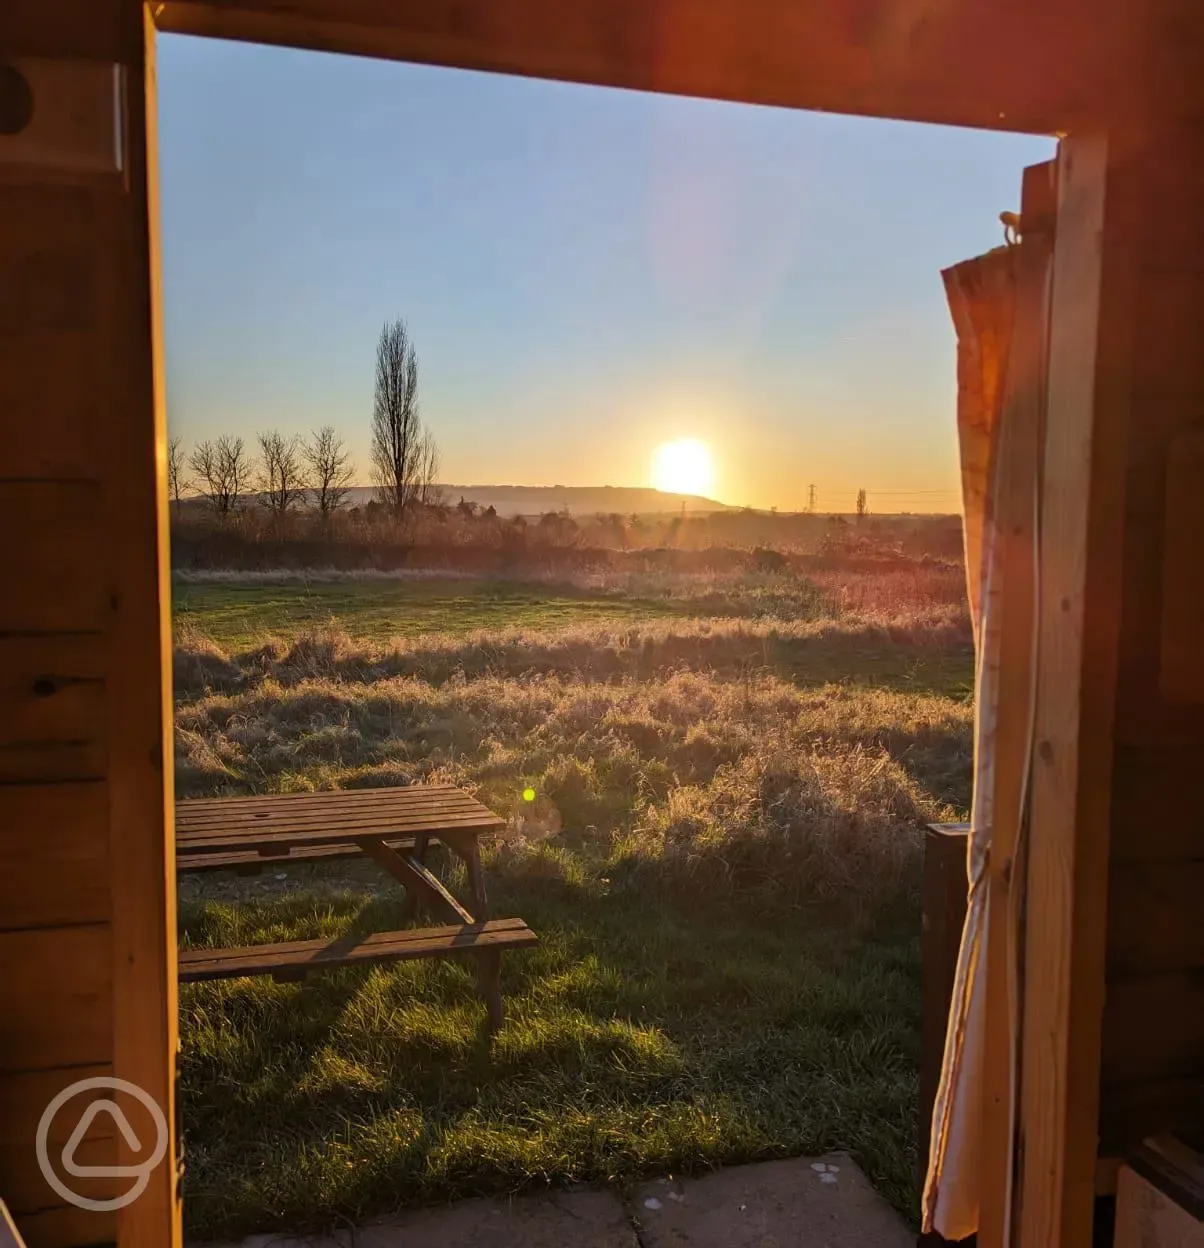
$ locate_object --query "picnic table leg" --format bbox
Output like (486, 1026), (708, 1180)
(476, 948), (503, 1032)
(437, 832), (502, 1025)
(464, 841), (490, 921)
(358, 837), (473, 925)
(399, 835), (430, 921)
(437, 831), (491, 922)
(462, 842), (503, 1026)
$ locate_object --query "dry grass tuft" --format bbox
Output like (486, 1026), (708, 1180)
(175, 621), (970, 911)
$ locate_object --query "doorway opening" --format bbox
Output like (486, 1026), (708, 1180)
(159, 31), (1051, 1243)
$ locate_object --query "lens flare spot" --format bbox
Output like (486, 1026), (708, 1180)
(522, 787), (537, 803)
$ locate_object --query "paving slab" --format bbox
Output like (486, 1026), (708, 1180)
(631, 1154), (913, 1248)
(354, 1188), (636, 1247)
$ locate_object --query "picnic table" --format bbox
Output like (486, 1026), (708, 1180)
(175, 785), (537, 1028)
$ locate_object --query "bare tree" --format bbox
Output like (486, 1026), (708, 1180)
(167, 436), (188, 510)
(189, 435), (251, 516)
(415, 427), (441, 506)
(856, 488), (868, 522)
(370, 318), (439, 516)
(256, 430), (305, 516)
(303, 425), (355, 517)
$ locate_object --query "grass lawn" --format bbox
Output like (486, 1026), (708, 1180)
(181, 866), (920, 1238)
(173, 572), (973, 1241)
(173, 578), (679, 650)
(173, 574), (974, 698)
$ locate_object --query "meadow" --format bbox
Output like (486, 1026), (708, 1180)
(173, 565), (974, 1240)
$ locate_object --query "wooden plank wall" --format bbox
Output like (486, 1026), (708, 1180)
(0, 4), (180, 1247)
(1099, 107), (1204, 1153)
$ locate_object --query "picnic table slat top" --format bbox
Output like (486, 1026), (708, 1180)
(177, 794), (493, 833)
(176, 784), (505, 854)
(177, 783), (471, 815)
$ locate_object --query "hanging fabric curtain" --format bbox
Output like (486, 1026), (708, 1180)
(923, 198), (1052, 1243)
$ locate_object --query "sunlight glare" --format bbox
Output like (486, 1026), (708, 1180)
(651, 438), (716, 497)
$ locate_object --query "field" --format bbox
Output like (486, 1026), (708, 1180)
(173, 568), (974, 1240)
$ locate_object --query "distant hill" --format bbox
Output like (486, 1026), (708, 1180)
(341, 485), (736, 516)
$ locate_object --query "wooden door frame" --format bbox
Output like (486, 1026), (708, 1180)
(1019, 132), (1136, 1248)
(142, 12), (1134, 1248)
(1, 6), (179, 1248)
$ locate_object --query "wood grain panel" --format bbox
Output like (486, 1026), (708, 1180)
(1112, 748), (1204, 860)
(1101, 970), (1204, 1084)
(0, 481), (108, 633)
(1, 0), (131, 61)
(0, 636), (106, 783)
(1131, 270), (1204, 398)
(0, 1065), (169, 1222)
(1108, 861), (1204, 974)
(154, 0), (1139, 136)
(1145, 1), (1204, 125)
(0, 784), (110, 931)
(1136, 125), (1204, 273)
(0, 1066), (117, 1233)
(979, 160), (1055, 1248)
(0, 190), (103, 478)
(0, 1065), (113, 1150)
(0, 247), (97, 334)
(0, 926), (112, 1072)
(1019, 131), (1136, 1248)
(0, 339), (103, 478)
(105, 13), (183, 1245)
(11, 1204), (116, 1248)
(0, 1064), (167, 1245)
(1160, 432), (1204, 700)
(2, 1132), (117, 1215)
(1099, 1076), (1204, 1154)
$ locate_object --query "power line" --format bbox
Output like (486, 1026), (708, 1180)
(817, 488), (961, 496)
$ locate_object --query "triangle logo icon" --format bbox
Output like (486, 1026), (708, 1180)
(61, 1099), (145, 1178)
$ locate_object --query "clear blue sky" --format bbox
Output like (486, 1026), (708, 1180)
(158, 34), (1053, 512)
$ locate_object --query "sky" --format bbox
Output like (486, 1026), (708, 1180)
(158, 35), (1054, 513)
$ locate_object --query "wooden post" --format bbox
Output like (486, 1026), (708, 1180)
(975, 160), (1056, 1248)
(0, 5), (180, 1246)
(1017, 133), (1137, 1248)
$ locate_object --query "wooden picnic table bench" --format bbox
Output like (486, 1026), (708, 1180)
(175, 785), (536, 1028)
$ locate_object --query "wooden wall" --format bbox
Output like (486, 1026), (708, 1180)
(1099, 111), (1204, 1155)
(0, 4), (180, 1247)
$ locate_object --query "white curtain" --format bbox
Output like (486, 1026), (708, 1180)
(924, 238), (1044, 1241)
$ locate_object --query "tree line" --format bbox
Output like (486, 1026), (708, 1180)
(169, 318), (440, 519)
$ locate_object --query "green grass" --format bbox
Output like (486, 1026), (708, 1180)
(173, 578), (679, 650)
(173, 571), (973, 1240)
(173, 575), (974, 698)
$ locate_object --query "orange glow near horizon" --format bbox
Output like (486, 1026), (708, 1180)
(651, 438), (717, 498)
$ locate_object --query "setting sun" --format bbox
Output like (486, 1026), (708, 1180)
(651, 438), (716, 498)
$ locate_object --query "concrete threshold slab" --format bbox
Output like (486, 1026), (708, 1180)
(356, 1189), (637, 1247)
(200, 1187), (636, 1248)
(632, 1154), (913, 1248)
(195, 1154), (912, 1248)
